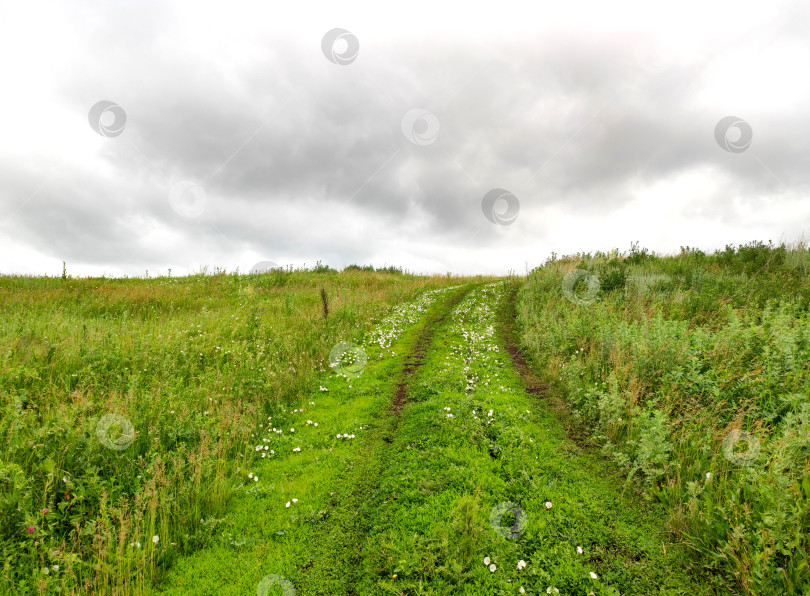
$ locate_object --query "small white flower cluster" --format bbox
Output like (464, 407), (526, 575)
(336, 433), (356, 439)
(248, 472), (259, 482)
(285, 498), (299, 508)
(442, 406), (454, 418)
(306, 420), (318, 426)
(292, 447), (301, 452)
(483, 556), (496, 572)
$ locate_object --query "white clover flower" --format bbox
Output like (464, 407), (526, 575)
(519, 588), (525, 594)
(489, 563), (496, 572)
(517, 559), (526, 570)
(292, 447), (301, 452)
(248, 472), (253, 479)
(544, 501), (552, 509)
(483, 556), (490, 565)
(292, 498), (298, 503)
(589, 571), (598, 579)
(706, 472), (712, 480)
(286, 501), (291, 508)
(577, 545), (584, 554)
(254, 476), (258, 482)
(152, 535), (159, 544)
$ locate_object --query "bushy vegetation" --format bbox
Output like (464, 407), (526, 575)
(342, 264), (405, 275)
(517, 239), (810, 595)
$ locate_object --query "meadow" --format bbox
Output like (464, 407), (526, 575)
(1, 241), (808, 595)
(517, 240), (810, 595)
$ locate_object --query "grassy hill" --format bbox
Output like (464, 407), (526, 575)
(1, 242), (808, 595)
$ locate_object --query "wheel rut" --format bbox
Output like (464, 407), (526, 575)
(390, 283), (476, 416)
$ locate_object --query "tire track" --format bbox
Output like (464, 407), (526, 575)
(297, 283), (477, 593)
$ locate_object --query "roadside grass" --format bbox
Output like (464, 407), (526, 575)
(517, 240), (810, 595)
(0, 267), (491, 594)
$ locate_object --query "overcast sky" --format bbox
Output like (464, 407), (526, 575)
(1, 0), (809, 277)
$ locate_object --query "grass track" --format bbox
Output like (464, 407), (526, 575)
(154, 283), (478, 594)
(159, 280), (723, 594)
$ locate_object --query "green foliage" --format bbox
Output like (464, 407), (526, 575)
(517, 239), (810, 594)
(0, 269), (471, 593)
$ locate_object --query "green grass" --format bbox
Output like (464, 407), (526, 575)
(3, 240), (807, 594)
(0, 267), (489, 594)
(517, 239), (810, 595)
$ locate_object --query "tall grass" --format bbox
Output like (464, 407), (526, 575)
(0, 267), (488, 594)
(517, 239), (810, 595)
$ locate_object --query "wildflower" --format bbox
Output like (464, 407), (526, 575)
(136, 541), (141, 548)
(292, 498), (298, 503)
(483, 556), (490, 565)
(519, 588), (525, 594)
(286, 502), (291, 508)
(52, 565), (59, 571)
(517, 559), (527, 570)
(589, 571), (598, 579)
(546, 588), (559, 594)
(254, 476), (258, 482)
(292, 447), (301, 452)
(42, 508), (50, 514)
(489, 563), (496, 572)
(248, 472), (254, 479)
(577, 545), (583, 554)
(152, 535), (160, 544)
(706, 472), (712, 481)
(314, 422), (318, 427)
(544, 501), (552, 509)
(42, 567), (49, 575)
(290, 428), (295, 433)
(26, 526), (35, 534)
